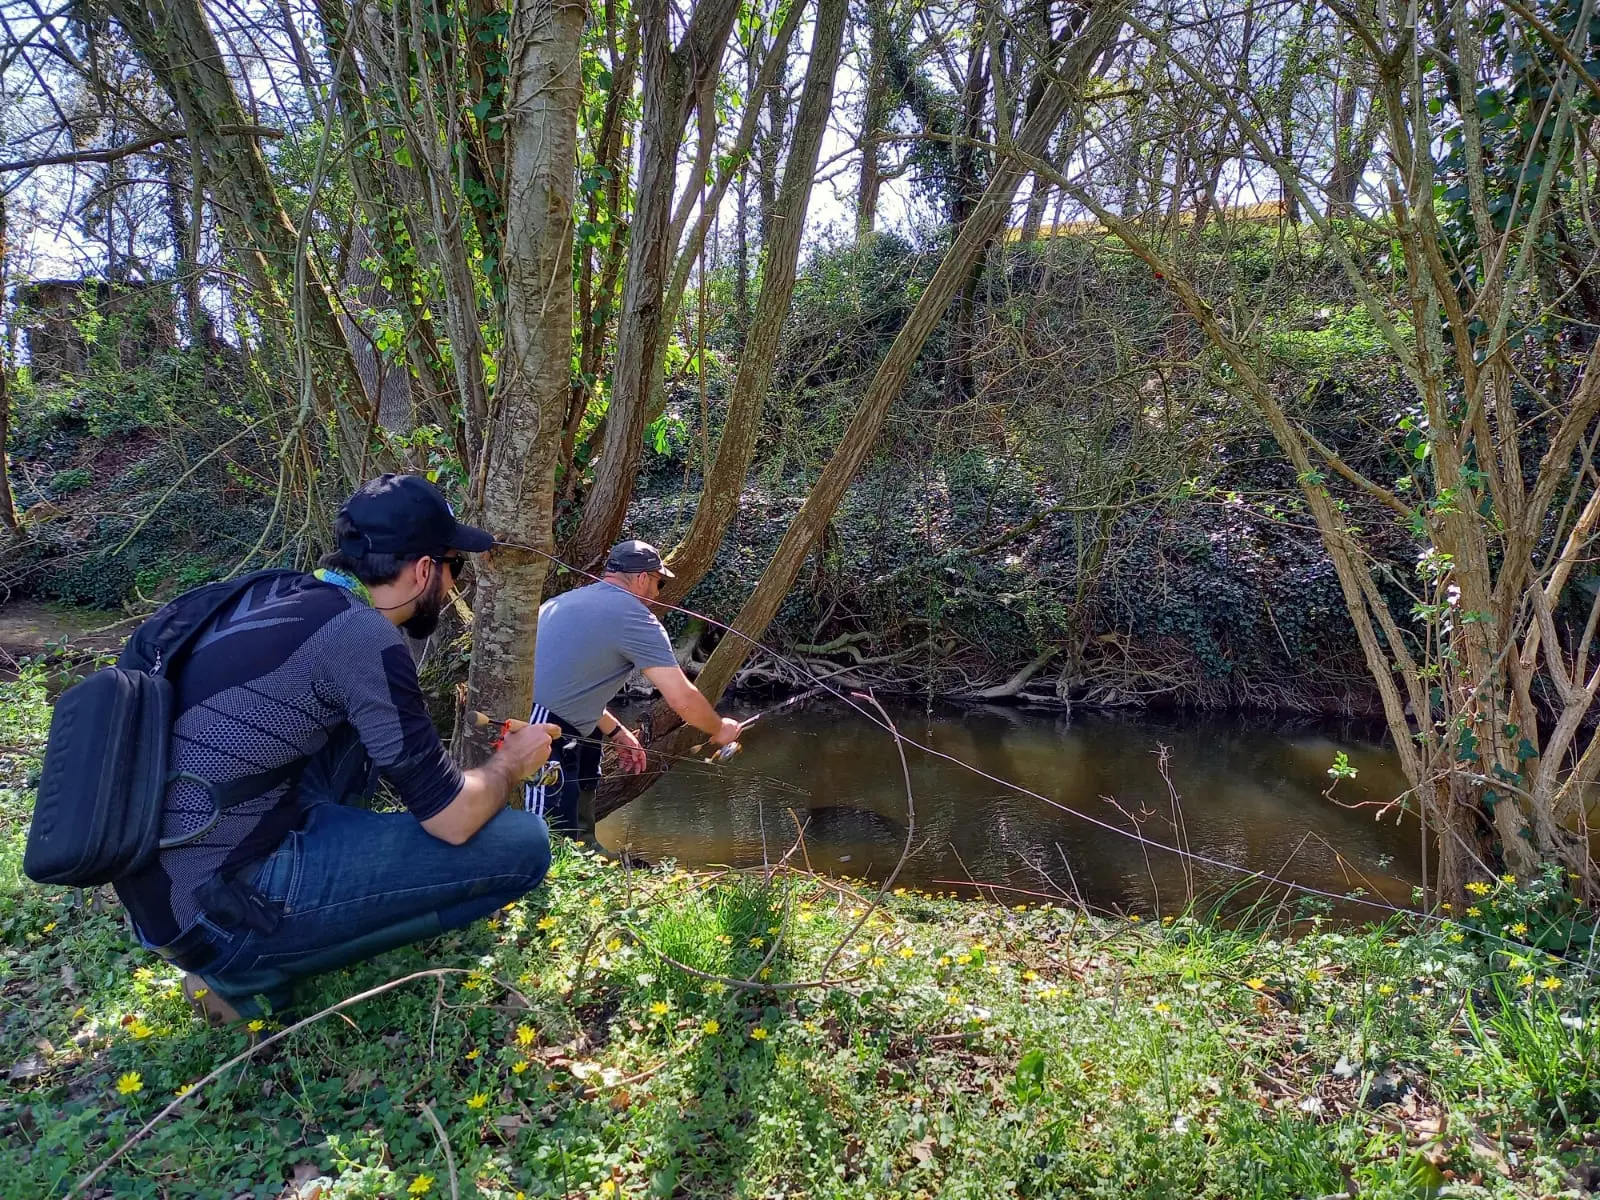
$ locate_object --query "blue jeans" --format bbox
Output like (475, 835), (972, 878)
(189, 801), (550, 1018)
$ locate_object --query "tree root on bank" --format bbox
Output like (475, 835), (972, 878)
(671, 634), (1383, 717)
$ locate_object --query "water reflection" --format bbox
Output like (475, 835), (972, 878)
(601, 701), (1423, 919)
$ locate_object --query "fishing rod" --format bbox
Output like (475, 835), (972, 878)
(465, 709), (813, 796)
(686, 682), (834, 762)
(485, 538), (1598, 970)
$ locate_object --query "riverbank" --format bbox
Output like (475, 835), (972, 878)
(3, 669), (1597, 1197)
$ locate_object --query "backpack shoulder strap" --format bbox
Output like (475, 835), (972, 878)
(118, 569), (303, 677)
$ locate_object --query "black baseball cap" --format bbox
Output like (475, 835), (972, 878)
(604, 539), (674, 577)
(338, 474), (494, 559)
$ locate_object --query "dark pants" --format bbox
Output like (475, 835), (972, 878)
(150, 743), (551, 1019)
(524, 707), (601, 837)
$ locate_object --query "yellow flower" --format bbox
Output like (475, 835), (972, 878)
(409, 1175), (434, 1196)
(42, 921), (56, 934)
(605, 937), (623, 953)
(946, 993), (961, 1005)
(706, 981), (727, 996)
(1518, 973), (1535, 987)
(1305, 968), (1322, 982)
(1466, 906), (1482, 917)
(588, 896), (605, 908)
(869, 956), (886, 968)
(702, 1019), (720, 1035)
(768, 925), (782, 935)
(1128, 914), (1142, 923)
(467, 1092), (489, 1109)
(516, 1024), (537, 1047)
(1448, 933), (1465, 943)
(598, 1182), (617, 1197)
(1376, 984), (1395, 996)
(1465, 881), (1491, 897)
(956, 953), (973, 966)
(748, 936), (765, 949)
(750, 1027), (770, 1041)
(174, 1083), (193, 1097)
(1539, 976), (1562, 991)
(1510, 922), (1529, 936)
(797, 912), (814, 924)
(1440, 902), (1452, 912)
(650, 1001), (670, 1017)
(1501, 874), (1517, 886)
(464, 1047), (481, 1061)
(247, 1019), (265, 1033)
(512, 1060), (529, 1075)
(899, 946), (916, 959)
(1022, 969), (1038, 981)
(116, 1072), (143, 1096)
(536, 916), (557, 931)
(191, 987), (208, 999)
(1245, 978), (1267, 991)
(1152, 1002), (1171, 1014)
(758, 967), (772, 981)
(129, 1020), (154, 1039)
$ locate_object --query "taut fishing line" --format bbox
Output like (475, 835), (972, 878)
(486, 538), (1596, 973)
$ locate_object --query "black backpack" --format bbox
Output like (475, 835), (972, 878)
(23, 569), (302, 887)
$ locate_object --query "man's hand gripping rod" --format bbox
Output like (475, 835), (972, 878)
(688, 685), (827, 762)
(466, 710), (564, 788)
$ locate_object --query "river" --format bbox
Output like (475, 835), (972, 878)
(600, 700), (1423, 919)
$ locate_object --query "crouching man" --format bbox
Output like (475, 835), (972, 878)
(113, 474), (561, 1024)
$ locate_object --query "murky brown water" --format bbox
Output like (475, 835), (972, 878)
(600, 701), (1423, 919)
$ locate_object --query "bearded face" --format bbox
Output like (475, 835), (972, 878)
(401, 560), (449, 639)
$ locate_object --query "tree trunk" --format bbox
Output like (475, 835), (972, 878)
(659, 0), (849, 602)
(856, 0), (890, 239)
(571, 0), (741, 571)
(1019, 142), (1057, 241)
(736, 169), (751, 327)
(463, 0), (586, 740)
(758, 49), (790, 250)
(0, 196), (18, 531)
(162, 153), (214, 347)
(944, 23), (991, 406)
(105, 0), (374, 474)
(596, 1), (1129, 818)
(315, 0), (455, 441)
(1326, 23), (1378, 215)
(643, 0), (808, 425)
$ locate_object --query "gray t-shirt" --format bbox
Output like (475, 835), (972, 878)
(532, 581), (678, 731)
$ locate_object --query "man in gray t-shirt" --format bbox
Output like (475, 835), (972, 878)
(527, 539), (741, 838)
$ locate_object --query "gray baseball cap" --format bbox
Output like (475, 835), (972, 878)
(604, 539), (675, 577)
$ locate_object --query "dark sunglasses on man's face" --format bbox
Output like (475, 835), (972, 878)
(434, 553), (467, 578)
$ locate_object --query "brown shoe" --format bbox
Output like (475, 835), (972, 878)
(182, 974), (243, 1027)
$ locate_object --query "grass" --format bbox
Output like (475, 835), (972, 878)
(2, 665), (1598, 1199)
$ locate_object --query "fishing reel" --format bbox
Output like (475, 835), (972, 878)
(706, 740), (742, 764)
(468, 709), (565, 789)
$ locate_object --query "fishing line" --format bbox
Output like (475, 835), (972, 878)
(490, 538), (1595, 969)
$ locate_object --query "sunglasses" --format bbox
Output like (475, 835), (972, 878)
(433, 553), (467, 577)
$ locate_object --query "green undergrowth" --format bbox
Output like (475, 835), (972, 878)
(2, 670), (1598, 1199)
